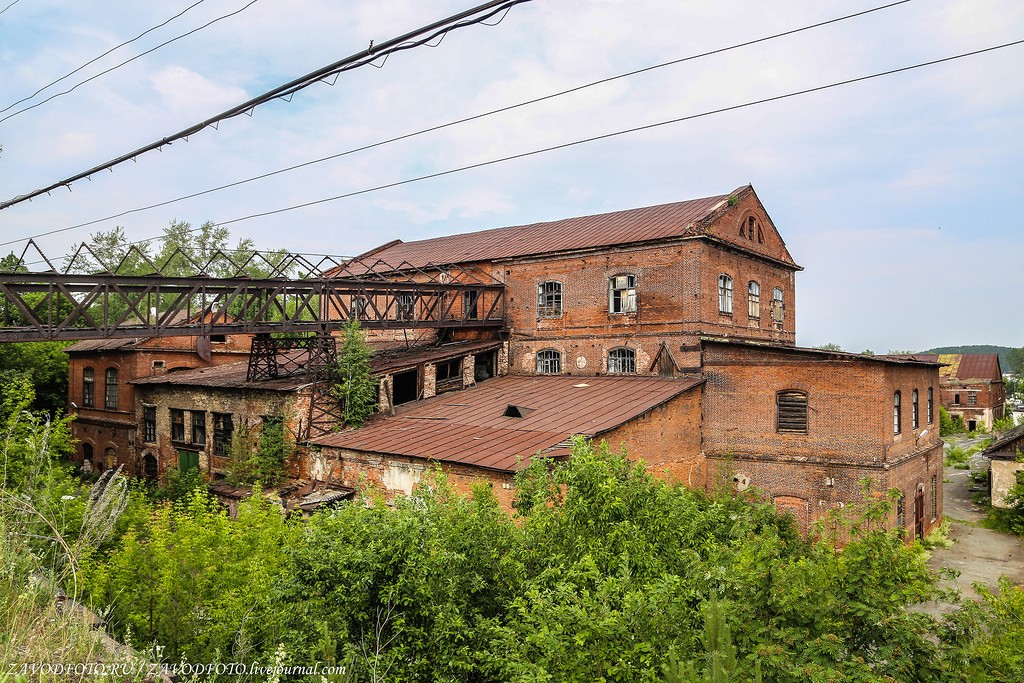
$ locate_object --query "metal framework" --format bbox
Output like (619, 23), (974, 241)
(0, 240), (506, 342)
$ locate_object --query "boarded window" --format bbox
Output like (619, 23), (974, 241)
(718, 274), (733, 314)
(536, 349), (561, 374)
(607, 347), (636, 374)
(608, 275), (636, 314)
(748, 281), (760, 319)
(776, 390), (808, 434)
(82, 367), (95, 407)
(537, 281), (563, 318)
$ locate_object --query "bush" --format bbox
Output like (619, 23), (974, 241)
(940, 406), (966, 436)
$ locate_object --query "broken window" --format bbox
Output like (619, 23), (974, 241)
(776, 390), (808, 434)
(608, 275), (636, 314)
(213, 413), (234, 457)
(396, 294), (416, 322)
(537, 281), (563, 318)
(896, 494), (905, 527)
(351, 295), (368, 320)
(536, 349), (561, 374)
(464, 290), (479, 319)
(143, 406), (156, 443)
(718, 274), (733, 314)
(607, 347), (636, 374)
(912, 389), (919, 430)
(748, 281), (760, 320)
(771, 287), (784, 329)
(170, 408), (185, 442)
(894, 391), (902, 435)
(927, 387), (934, 424)
(191, 410), (206, 446)
(104, 368), (119, 410)
(82, 367), (94, 407)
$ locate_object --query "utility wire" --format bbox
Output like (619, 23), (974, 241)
(1, 0), (209, 114)
(0, 0), (22, 17)
(0, 0), (914, 247)
(0, 0), (260, 126)
(115, 38), (1024, 248)
(0, 0), (534, 210)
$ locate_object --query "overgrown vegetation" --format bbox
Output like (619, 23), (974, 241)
(331, 318), (377, 428)
(226, 416), (295, 486)
(940, 405), (966, 436)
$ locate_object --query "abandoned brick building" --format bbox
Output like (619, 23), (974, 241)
(67, 184), (944, 537)
(984, 423), (1024, 509)
(931, 353), (1005, 431)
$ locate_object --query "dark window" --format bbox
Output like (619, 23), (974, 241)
(104, 368), (119, 410)
(896, 494), (905, 528)
(930, 475), (937, 521)
(82, 367), (95, 407)
(747, 216), (756, 241)
(352, 295), (368, 320)
(953, 393), (960, 405)
(748, 281), (760, 320)
(170, 409), (185, 442)
(396, 294), (416, 322)
(607, 347), (636, 374)
(608, 275), (637, 314)
(191, 411), (206, 446)
(464, 291), (479, 319)
(912, 389), (919, 430)
(894, 391), (902, 435)
(143, 406), (156, 443)
(213, 413), (234, 457)
(718, 274), (733, 314)
(537, 281), (563, 318)
(536, 349), (561, 374)
(210, 334), (226, 343)
(927, 387), (934, 424)
(776, 391), (808, 434)
(771, 287), (784, 329)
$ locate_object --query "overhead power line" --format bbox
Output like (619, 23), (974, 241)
(0, 0), (22, 17)
(0, 0), (260, 125)
(0, 0), (209, 115)
(115, 38), (1023, 248)
(0, 0), (914, 248)
(0, 0), (535, 211)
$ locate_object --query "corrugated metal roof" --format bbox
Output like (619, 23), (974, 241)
(943, 354), (1002, 381)
(343, 187), (768, 269)
(372, 340), (502, 374)
(311, 375), (702, 472)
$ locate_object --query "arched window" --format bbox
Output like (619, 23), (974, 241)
(912, 389), (919, 430)
(82, 367), (95, 407)
(608, 275), (636, 314)
(771, 287), (784, 329)
(607, 347), (636, 374)
(536, 349), (562, 374)
(894, 391), (902, 435)
(537, 281), (563, 318)
(927, 387), (934, 424)
(748, 281), (760, 320)
(104, 368), (119, 410)
(776, 390), (808, 433)
(718, 274), (733, 314)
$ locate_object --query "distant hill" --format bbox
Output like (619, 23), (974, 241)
(923, 345), (1014, 373)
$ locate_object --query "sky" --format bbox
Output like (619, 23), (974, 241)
(1, 0), (1022, 353)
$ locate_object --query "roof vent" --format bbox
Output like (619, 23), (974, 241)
(503, 404), (531, 418)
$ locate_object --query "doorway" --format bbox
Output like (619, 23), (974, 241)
(392, 369), (419, 406)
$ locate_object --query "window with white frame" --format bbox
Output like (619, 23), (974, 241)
(927, 387), (934, 424)
(718, 274), (733, 314)
(607, 347), (636, 374)
(536, 349), (561, 374)
(894, 390), (902, 435)
(537, 281), (563, 318)
(748, 281), (760, 320)
(608, 275), (636, 314)
(912, 389), (919, 429)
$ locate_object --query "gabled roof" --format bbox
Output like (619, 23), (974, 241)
(901, 354), (1004, 382)
(984, 423), (1024, 458)
(311, 375), (703, 472)
(346, 185), (799, 269)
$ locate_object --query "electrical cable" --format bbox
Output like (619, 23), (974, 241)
(0, 0), (914, 247)
(0, 0), (22, 17)
(1, 0), (209, 115)
(0, 0), (534, 210)
(0, 0), (260, 126)
(116, 38), (1024, 248)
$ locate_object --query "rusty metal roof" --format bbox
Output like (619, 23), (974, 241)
(311, 375), (702, 472)
(64, 338), (145, 353)
(372, 340), (502, 374)
(130, 360), (313, 391)
(985, 423), (1024, 458)
(347, 187), (758, 268)
(939, 354), (1002, 382)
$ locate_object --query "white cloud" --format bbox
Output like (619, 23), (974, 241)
(149, 66), (248, 116)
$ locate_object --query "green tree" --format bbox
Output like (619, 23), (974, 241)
(813, 342), (844, 351)
(1007, 346), (1024, 376)
(332, 319), (377, 428)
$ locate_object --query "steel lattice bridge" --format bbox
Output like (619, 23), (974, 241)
(0, 240), (506, 342)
